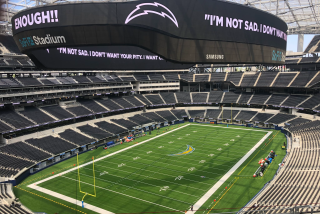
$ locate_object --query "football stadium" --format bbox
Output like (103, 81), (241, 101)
(0, 0), (319, 213)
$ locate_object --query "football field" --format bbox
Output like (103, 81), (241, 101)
(23, 123), (275, 214)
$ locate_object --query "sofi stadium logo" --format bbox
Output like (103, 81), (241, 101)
(125, 2), (179, 28)
(272, 50), (285, 62)
(19, 34), (66, 48)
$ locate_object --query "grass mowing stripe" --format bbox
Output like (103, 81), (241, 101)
(61, 175), (181, 212)
(206, 178), (239, 213)
(83, 164), (208, 192)
(15, 186), (88, 214)
(98, 156), (228, 180)
(94, 162), (214, 187)
(71, 171), (192, 205)
(81, 166), (198, 197)
(117, 146), (255, 168)
(24, 123), (280, 214)
(186, 130), (272, 214)
(30, 124), (191, 186)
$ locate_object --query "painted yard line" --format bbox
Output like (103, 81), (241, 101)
(185, 131), (273, 214)
(62, 176), (181, 212)
(29, 123), (190, 186)
(191, 124), (270, 132)
(99, 154), (228, 179)
(82, 167), (198, 197)
(70, 172), (191, 205)
(206, 177), (239, 213)
(95, 162), (213, 187)
(84, 164), (207, 192)
(27, 124), (190, 214)
(119, 144), (259, 163)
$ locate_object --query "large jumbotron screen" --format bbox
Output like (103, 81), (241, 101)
(12, 0), (287, 69)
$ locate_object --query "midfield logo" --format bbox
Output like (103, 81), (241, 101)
(125, 2), (179, 28)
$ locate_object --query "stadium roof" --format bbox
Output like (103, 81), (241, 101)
(1, 0), (320, 35)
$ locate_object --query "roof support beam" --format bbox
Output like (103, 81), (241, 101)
(285, 0), (301, 28)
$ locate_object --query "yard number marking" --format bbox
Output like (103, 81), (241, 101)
(175, 176), (183, 180)
(99, 171), (108, 176)
(188, 167), (196, 171)
(159, 186), (170, 191)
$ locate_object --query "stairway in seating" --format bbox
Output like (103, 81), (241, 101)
(0, 151), (36, 163)
(169, 110), (179, 120)
(306, 71), (320, 87)
(16, 111), (36, 125)
(287, 72), (300, 87)
(269, 72), (280, 87)
(94, 100), (110, 111)
(238, 73), (245, 86)
(236, 93), (242, 104)
(263, 94), (273, 104)
(220, 92), (225, 103)
(253, 72), (261, 87)
(185, 110), (191, 118)
(134, 96), (146, 105)
(173, 93), (178, 103)
(279, 95), (290, 106)
(22, 141), (54, 156)
(297, 96), (312, 107)
(55, 134), (79, 147)
(233, 110), (241, 120)
(249, 111), (259, 121)
(247, 93), (254, 104)
(38, 107), (59, 120)
(159, 94), (166, 104)
(73, 127), (98, 141)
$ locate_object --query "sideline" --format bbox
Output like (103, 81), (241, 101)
(185, 129), (273, 214)
(28, 123), (191, 213)
(191, 124), (270, 132)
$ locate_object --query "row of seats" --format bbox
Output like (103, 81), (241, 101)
(0, 183), (11, 199)
(0, 73), (177, 88)
(0, 110), (183, 177)
(0, 108), (303, 178)
(244, 121), (320, 213)
(150, 71), (320, 88)
(0, 203), (31, 214)
(1, 92), (311, 133)
(0, 182), (31, 214)
(0, 71), (320, 88)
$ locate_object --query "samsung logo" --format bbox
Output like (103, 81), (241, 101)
(206, 54), (224, 60)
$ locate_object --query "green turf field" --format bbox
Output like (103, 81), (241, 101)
(14, 123), (286, 214)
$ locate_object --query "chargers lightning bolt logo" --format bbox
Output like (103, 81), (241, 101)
(168, 145), (195, 156)
(125, 2), (179, 28)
